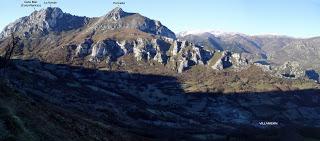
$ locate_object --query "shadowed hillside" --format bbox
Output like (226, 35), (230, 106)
(0, 59), (319, 141)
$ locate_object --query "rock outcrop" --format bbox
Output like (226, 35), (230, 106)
(75, 38), (94, 57)
(0, 7), (88, 38)
(90, 39), (124, 62)
(211, 51), (248, 70)
(171, 41), (213, 73)
(74, 37), (216, 73)
(91, 7), (177, 39)
(275, 61), (304, 78)
(105, 7), (133, 21)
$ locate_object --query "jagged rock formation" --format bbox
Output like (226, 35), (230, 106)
(211, 51), (232, 70)
(105, 7), (132, 21)
(210, 51), (248, 70)
(90, 39), (124, 62)
(75, 37), (214, 73)
(75, 38), (94, 57)
(88, 7), (176, 39)
(275, 61), (304, 79)
(0, 7), (88, 38)
(169, 40), (214, 73)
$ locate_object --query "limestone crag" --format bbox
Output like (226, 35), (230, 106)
(211, 51), (249, 70)
(75, 38), (94, 57)
(75, 38), (217, 72)
(275, 61), (304, 79)
(92, 7), (176, 39)
(90, 39), (124, 62)
(0, 7), (88, 38)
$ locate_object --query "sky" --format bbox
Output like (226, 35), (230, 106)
(0, 0), (319, 38)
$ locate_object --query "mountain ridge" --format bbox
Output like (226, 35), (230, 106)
(0, 7), (89, 39)
(0, 7), (176, 40)
(178, 30), (320, 80)
(0, 7), (251, 75)
(177, 30), (320, 39)
(0, 7), (319, 82)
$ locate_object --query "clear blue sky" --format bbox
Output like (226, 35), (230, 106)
(0, 0), (319, 38)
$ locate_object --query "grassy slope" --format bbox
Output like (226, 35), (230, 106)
(101, 56), (319, 94)
(178, 65), (318, 94)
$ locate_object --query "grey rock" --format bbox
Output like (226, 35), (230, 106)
(254, 60), (272, 72)
(275, 61), (304, 79)
(211, 51), (248, 70)
(133, 38), (156, 61)
(93, 8), (176, 39)
(231, 53), (249, 69)
(105, 7), (132, 21)
(0, 7), (88, 38)
(90, 39), (124, 62)
(75, 38), (94, 57)
(171, 40), (182, 56)
(211, 51), (233, 70)
(178, 58), (189, 73)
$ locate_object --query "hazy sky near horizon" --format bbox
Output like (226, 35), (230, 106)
(0, 0), (319, 38)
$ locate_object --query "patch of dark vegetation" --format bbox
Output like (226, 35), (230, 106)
(0, 59), (319, 141)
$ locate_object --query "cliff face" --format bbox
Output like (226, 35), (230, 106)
(0, 7), (249, 74)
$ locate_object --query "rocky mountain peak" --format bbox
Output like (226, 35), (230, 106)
(105, 7), (131, 21)
(31, 7), (64, 21)
(0, 7), (88, 38)
(29, 7), (65, 29)
(36, 7), (64, 19)
(92, 8), (176, 39)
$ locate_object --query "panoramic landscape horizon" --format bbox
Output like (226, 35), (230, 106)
(0, 0), (319, 141)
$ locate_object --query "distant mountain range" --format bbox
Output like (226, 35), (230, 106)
(178, 31), (320, 77)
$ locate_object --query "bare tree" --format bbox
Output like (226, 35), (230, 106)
(0, 32), (20, 76)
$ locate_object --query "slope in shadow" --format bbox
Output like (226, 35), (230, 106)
(1, 59), (320, 141)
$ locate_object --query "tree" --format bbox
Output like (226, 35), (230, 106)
(0, 32), (20, 76)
